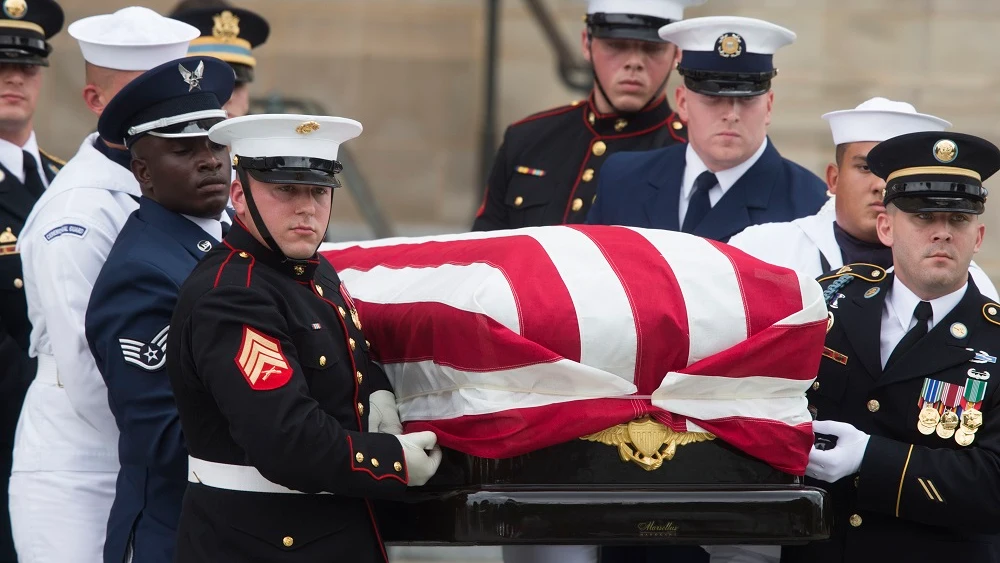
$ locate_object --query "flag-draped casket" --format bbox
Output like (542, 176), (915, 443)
(319, 225), (827, 475)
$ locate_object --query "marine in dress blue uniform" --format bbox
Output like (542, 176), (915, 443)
(472, 0), (703, 231)
(84, 56), (234, 563)
(0, 1), (64, 560)
(788, 132), (1000, 563)
(586, 16), (827, 242)
(167, 114), (442, 562)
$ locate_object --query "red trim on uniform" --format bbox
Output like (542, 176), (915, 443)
(474, 198), (487, 219)
(364, 499), (390, 563)
(213, 250), (238, 288)
(587, 91), (668, 120)
(562, 112), (682, 223)
(510, 102), (582, 127)
(345, 435), (407, 484)
(316, 284), (365, 430)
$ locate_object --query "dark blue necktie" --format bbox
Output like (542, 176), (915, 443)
(22, 150), (45, 198)
(682, 171), (717, 233)
(221, 221), (231, 237)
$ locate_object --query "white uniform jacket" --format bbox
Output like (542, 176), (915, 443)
(728, 211), (1000, 301)
(13, 132), (139, 473)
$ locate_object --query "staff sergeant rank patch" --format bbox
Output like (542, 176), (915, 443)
(236, 325), (293, 390)
(119, 325), (169, 371)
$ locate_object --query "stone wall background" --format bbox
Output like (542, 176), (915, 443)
(40, 0), (1000, 278)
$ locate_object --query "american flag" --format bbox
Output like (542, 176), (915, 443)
(319, 225), (827, 475)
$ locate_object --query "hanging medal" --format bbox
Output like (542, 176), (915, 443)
(917, 378), (943, 435)
(935, 382), (962, 439)
(956, 377), (987, 446)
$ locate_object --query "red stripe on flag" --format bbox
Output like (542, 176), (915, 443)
(709, 240), (809, 339)
(573, 226), (691, 394)
(355, 300), (563, 370)
(681, 320), (827, 381)
(690, 417), (812, 475)
(321, 236), (582, 363)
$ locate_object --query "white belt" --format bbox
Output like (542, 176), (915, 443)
(35, 353), (60, 386)
(187, 457), (332, 495)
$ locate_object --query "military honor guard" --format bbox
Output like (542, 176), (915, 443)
(85, 55), (234, 563)
(791, 131), (1000, 562)
(169, 0), (269, 118)
(727, 96), (999, 300)
(472, 0), (703, 231)
(166, 114), (442, 562)
(586, 16), (827, 242)
(9, 8), (199, 563)
(0, 2), (66, 559)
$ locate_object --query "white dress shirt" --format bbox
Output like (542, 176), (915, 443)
(0, 130), (49, 186)
(678, 137), (769, 227)
(880, 277), (967, 368)
(182, 211), (231, 242)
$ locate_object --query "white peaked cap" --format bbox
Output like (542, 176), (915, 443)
(822, 97), (951, 145)
(209, 114), (363, 162)
(587, 0), (707, 22)
(68, 7), (200, 71)
(659, 16), (796, 54)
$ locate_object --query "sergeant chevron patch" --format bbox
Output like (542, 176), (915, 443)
(236, 326), (292, 390)
(119, 325), (169, 371)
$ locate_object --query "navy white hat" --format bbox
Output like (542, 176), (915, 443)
(209, 114), (362, 189)
(586, 0), (705, 43)
(68, 7), (199, 71)
(659, 16), (795, 97)
(868, 132), (1000, 215)
(97, 55), (234, 147)
(0, 0), (63, 66)
(169, 6), (269, 84)
(822, 97), (951, 146)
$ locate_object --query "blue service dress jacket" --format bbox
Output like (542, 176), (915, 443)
(86, 196), (223, 563)
(585, 139), (827, 241)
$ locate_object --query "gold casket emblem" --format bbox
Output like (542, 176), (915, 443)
(580, 416), (715, 471)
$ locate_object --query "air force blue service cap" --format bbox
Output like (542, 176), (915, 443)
(97, 56), (234, 147)
(0, 0), (63, 66)
(209, 114), (362, 189)
(868, 131), (1000, 215)
(586, 0), (705, 43)
(169, 6), (269, 84)
(659, 16), (795, 97)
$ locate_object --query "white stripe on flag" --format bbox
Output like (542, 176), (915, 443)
(527, 228), (638, 383)
(652, 372), (813, 426)
(628, 228), (748, 365)
(775, 271), (826, 326)
(386, 359), (638, 421)
(338, 263), (521, 334)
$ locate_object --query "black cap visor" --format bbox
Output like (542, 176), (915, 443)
(890, 195), (985, 215)
(587, 13), (670, 43)
(680, 69), (774, 97)
(885, 178), (987, 215)
(241, 156), (343, 189)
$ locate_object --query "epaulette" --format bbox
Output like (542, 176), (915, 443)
(666, 112), (687, 143)
(817, 263), (887, 284)
(213, 249), (256, 289)
(983, 303), (1000, 327)
(510, 100), (583, 127)
(38, 147), (66, 167)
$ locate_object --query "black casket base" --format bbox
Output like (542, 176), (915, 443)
(379, 436), (830, 546)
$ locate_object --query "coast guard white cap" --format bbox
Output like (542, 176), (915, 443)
(660, 16), (795, 96)
(822, 97), (951, 145)
(68, 7), (199, 71)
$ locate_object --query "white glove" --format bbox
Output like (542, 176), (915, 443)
(806, 419), (871, 483)
(396, 431), (443, 487)
(368, 390), (403, 434)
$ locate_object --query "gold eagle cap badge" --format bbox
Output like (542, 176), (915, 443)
(581, 416), (715, 471)
(295, 121), (321, 135)
(933, 139), (958, 163)
(212, 10), (240, 41)
(3, 0), (27, 20)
